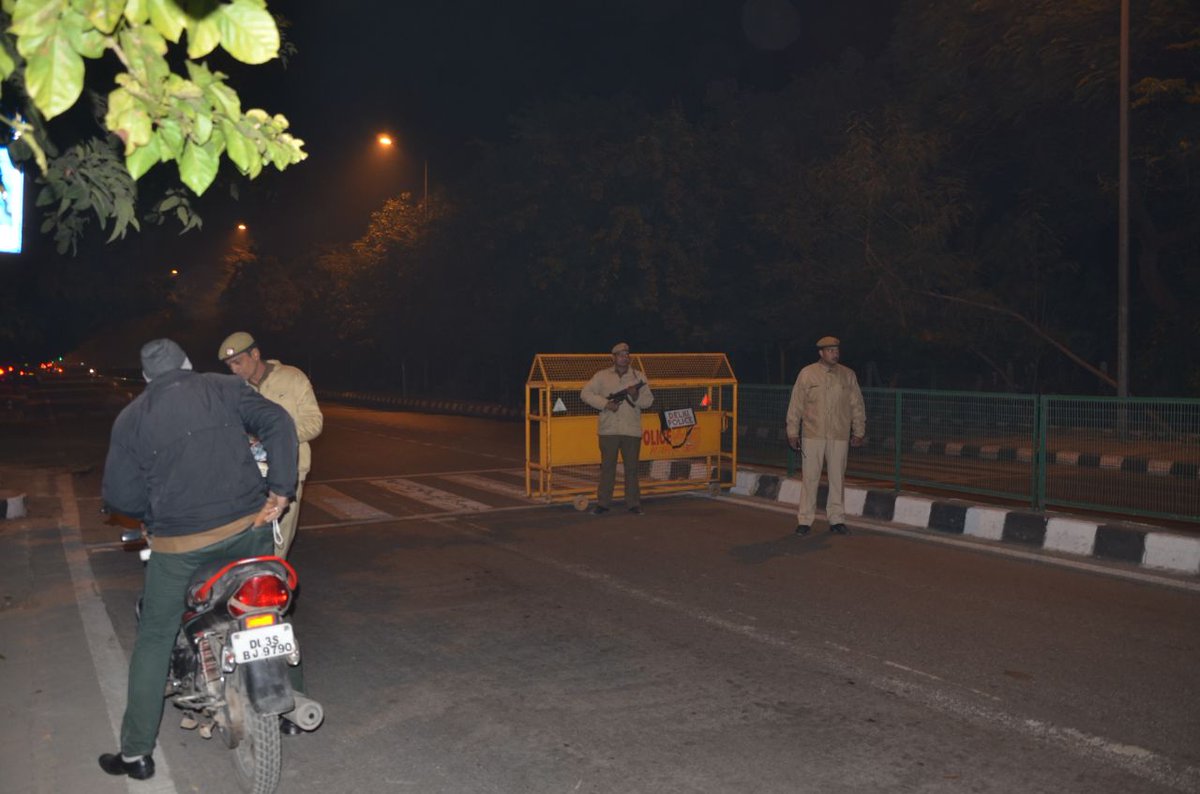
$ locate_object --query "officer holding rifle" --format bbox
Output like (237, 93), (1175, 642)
(581, 342), (654, 515)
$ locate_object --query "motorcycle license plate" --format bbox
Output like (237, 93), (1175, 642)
(229, 622), (296, 664)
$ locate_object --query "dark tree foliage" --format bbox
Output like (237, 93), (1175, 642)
(17, 0), (1199, 397)
(272, 0), (1197, 398)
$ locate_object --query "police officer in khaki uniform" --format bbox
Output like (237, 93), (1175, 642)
(786, 336), (866, 535)
(219, 332), (323, 557)
(580, 342), (654, 514)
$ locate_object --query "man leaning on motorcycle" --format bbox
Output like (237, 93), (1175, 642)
(98, 338), (301, 781)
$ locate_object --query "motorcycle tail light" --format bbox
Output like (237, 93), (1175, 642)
(228, 574), (290, 617)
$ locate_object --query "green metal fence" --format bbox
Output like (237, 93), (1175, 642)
(1040, 396), (1200, 523)
(737, 386), (1200, 524)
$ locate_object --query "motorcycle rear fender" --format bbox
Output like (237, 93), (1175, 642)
(241, 657), (295, 715)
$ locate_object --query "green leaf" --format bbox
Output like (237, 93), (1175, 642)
(192, 109), (212, 144)
(118, 21), (167, 58)
(0, 44), (16, 80)
(205, 80), (240, 117)
(216, 0), (278, 64)
(185, 12), (219, 58)
(25, 27), (85, 119)
(164, 73), (201, 100)
(156, 117), (184, 158)
(221, 119), (257, 175)
(83, 0), (126, 33)
(112, 106), (152, 153)
(73, 25), (106, 57)
(125, 136), (159, 179)
(183, 59), (213, 88)
(265, 138), (291, 170)
(11, 0), (65, 39)
(103, 86), (133, 130)
(178, 138), (218, 194)
(122, 0), (149, 24)
(147, 0), (186, 42)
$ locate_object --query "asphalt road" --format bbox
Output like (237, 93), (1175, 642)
(8, 404), (1200, 793)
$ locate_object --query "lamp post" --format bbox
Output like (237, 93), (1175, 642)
(1117, 0), (1129, 397)
(375, 133), (428, 220)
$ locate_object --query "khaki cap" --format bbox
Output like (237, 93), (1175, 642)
(816, 336), (840, 349)
(219, 331), (256, 361)
(611, 342), (630, 354)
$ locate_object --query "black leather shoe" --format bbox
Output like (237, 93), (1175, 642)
(592, 506), (610, 515)
(99, 753), (155, 780)
(830, 523), (850, 535)
(280, 717), (304, 736)
(628, 506), (643, 515)
(794, 524), (811, 536)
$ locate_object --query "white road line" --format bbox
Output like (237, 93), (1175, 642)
(309, 467), (512, 485)
(449, 513), (1200, 793)
(883, 659), (945, 682)
(305, 484), (393, 521)
(57, 474), (178, 793)
(302, 502), (560, 531)
(370, 478), (492, 512)
(441, 473), (530, 500)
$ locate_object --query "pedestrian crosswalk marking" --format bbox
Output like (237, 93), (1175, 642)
(305, 484), (393, 520)
(370, 478), (492, 512)
(442, 473), (529, 499)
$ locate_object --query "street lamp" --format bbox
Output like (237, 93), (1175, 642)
(375, 132), (428, 220)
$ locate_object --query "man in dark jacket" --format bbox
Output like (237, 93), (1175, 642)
(97, 338), (298, 781)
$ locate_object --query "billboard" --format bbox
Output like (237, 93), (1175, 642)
(0, 147), (24, 254)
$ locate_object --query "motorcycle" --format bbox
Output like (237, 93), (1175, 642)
(112, 512), (323, 794)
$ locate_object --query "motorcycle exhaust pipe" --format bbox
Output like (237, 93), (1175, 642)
(284, 695), (324, 731)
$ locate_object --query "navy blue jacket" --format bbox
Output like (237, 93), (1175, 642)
(102, 369), (298, 538)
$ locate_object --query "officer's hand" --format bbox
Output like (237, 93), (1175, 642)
(787, 436), (801, 451)
(606, 400), (621, 412)
(850, 435), (864, 448)
(253, 492), (289, 527)
(624, 384), (639, 396)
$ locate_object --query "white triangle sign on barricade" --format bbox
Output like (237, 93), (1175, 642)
(552, 397), (568, 413)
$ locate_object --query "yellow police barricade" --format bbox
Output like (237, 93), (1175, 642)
(526, 353), (737, 509)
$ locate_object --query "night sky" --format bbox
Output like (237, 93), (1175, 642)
(230, 0), (899, 258)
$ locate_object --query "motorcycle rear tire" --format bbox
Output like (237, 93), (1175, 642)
(231, 705), (282, 794)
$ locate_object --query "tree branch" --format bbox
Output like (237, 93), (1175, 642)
(914, 289), (1118, 391)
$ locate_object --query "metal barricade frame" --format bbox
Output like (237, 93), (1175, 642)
(525, 353), (738, 508)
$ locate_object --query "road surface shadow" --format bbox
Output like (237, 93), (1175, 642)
(730, 532), (836, 565)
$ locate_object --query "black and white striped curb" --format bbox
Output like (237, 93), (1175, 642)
(732, 470), (1200, 576)
(894, 438), (1199, 480)
(736, 424), (1199, 481)
(0, 489), (27, 520)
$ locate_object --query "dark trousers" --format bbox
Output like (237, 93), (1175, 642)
(597, 434), (642, 508)
(121, 525), (304, 756)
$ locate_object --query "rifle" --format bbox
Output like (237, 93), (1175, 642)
(606, 380), (645, 405)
